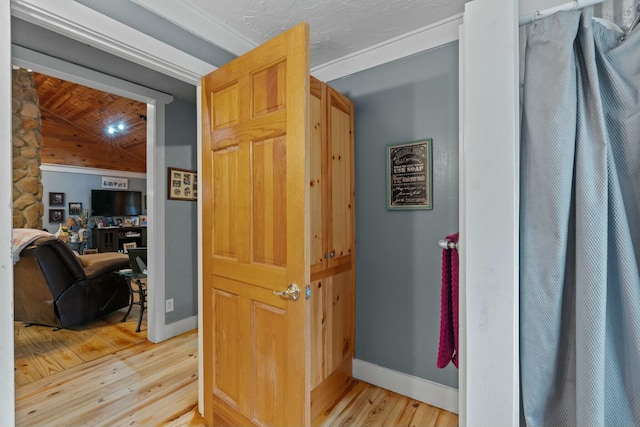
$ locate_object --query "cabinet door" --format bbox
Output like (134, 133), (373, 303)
(310, 271), (354, 387)
(327, 87), (354, 268)
(310, 277), (325, 389)
(309, 78), (327, 275)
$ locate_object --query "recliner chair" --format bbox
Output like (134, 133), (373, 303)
(13, 236), (131, 329)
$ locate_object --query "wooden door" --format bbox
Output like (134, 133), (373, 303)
(201, 23), (310, 427)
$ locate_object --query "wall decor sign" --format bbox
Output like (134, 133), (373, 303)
(168, 167), (197, 201)
(101, 176), (129, 189)
(386, 139), (433, 210)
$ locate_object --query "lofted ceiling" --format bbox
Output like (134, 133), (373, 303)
(34, 72), (147, 172)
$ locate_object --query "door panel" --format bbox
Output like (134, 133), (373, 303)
(212, 147), (238, 259)
(202, 23), (310, 427)
(252, 137), (287, 267)
(309, 79), (326, 274)
(212, 288), (241, 407)
(253, 302), (288, 425)
(326, 271), (353, 373)
(252, 62), (286, 118)
(327, 88), (354, 268)
(310, 278), (324, 388)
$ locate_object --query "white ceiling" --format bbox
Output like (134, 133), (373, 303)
(134, 0), (468, 68)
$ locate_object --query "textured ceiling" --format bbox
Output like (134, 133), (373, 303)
(185, 0), (467, 67)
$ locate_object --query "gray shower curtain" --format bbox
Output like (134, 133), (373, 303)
(520, 9), (640, 427)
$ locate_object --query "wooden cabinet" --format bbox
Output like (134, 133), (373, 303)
(92, 226), (147, 252)
(309, 77), (356, 418)
(310, 80), (354, 275)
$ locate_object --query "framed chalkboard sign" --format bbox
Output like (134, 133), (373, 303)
(386, 139), (433, 210)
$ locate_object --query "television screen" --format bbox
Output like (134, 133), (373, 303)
(91, 189), (143, 216)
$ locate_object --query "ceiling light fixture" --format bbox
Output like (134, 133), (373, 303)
(106, 123), (126, 135)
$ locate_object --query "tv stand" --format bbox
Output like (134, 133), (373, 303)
(92, 226), (147, 252)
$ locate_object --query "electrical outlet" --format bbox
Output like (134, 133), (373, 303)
(165, 298), (174, 313)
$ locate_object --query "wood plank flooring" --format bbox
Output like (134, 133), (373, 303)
(14, 306), (147, 386)
(14, 311), (458, 427)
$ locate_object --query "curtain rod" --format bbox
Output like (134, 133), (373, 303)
(519, 0), (606, 26)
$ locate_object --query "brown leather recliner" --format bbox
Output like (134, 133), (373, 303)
(13, 236), (131, 329)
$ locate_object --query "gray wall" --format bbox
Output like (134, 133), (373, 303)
(41, 170), (146, 233)
(329, 42), (459, 388)
(164, 98), (198, 323)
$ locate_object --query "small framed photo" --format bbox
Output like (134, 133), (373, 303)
(167, 167), (197, 201)
(105, 216), (115, 227)
(123, 217), (133, 227)
(69, 202), (82, 215)
(96, 217), (106, 228)
(49, 192), (64, 206)
(122, 242), (137, 253)
(114, 217), (123, 227)
(49, 209), (64, 222)
(131, 216), (140, 226)
(139, 215), (147, 226)
(386, 139), (433, 210)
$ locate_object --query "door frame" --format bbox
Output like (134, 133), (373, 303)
(10, 43), (174, 346)
(1, 1), (15, 426)
(459, 0), (520, 425)
(1, 0), (526, 425)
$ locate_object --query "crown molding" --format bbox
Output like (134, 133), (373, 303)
(10, 0), (216, 85)
(12, 45), (174, 105)
(11, 0), (460, 84)
(41, 164), (147, 180)
(312, 13), (462, 82)
(132, 0), (256, 56)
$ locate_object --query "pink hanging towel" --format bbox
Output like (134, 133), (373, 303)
(437, 232), (459, 369)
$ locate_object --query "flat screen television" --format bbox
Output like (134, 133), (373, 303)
(91, 189), (143, 216)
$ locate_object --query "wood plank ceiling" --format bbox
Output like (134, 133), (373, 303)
(34, 72), (147, 173)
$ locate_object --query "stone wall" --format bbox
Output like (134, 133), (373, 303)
(12, 68), (44, 229)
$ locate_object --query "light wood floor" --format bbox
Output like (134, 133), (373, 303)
(14, 311), (458, 427)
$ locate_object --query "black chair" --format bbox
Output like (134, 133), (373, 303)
(120, 247), (148, 332)
(127, 248), (147, 274)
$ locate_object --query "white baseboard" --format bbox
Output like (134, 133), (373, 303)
(353, 359), (459, 414)
(156, 315), (198, 342)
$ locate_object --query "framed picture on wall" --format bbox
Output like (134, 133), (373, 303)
(122, 242), (137, 253)
(68, 202), (82, 215)
(386, 139), (433, 210)
(49, 192), (64, 206)
(49, 209), (64, 223)
(167, 167), (197, 201)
